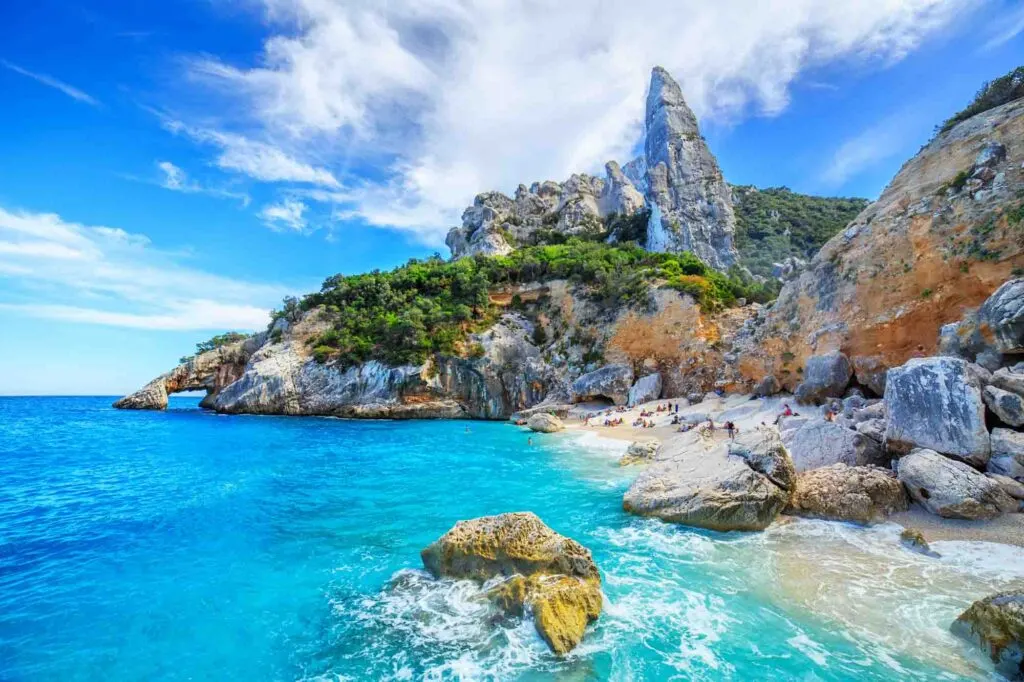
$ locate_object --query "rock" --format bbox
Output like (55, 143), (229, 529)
(989, 473), (1024, 501)
(527, 413), (564, 433)
(782, 420), (865, 472)
(778, 415), (810, 434)
(728, 434), (797, 493)
(627, 373), (663, 407)
(787, 464), (909, 524)
(989, 429), (1024, 481)
(951, 591), (1024, 680)
(992, 366), (1024, 397)
(623, 433), (793, 531)
(899, 528), (940, 558)
(421, 512), (601, 655)
(977, 279), (1024, 354)
(852, 401), (886, 423)
(852, 355), (889, 397)
(686, 392), (704, 405)
(752, 374), (780, 398)
(896, 448), (1016, 520)
(884, 357), (990, 468)
(570, 364), (634, 406)
(984, 385), (1024, 427)
(511, 403), (573, 421)
(619, 439), (660, 466)
(794, 352), (853, 404)
(641, 67), (738, 269)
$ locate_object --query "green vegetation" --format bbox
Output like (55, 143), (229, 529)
(731, 185), (868, 279)
(285, 240), (773, 368)
(179, 331), (249, 363)
(938, 66), (1024, 134)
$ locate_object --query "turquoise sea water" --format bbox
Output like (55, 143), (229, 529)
(2, 396), (1023, 681)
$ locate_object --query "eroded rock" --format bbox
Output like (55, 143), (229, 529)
(570, 364), (634, 406)
(896, 448), (1015, 520)
(527, 413), (564, 433)
(984, 385), (1024, 427)
(619, 439), (660, 466)
(951, 591), (1024, 680)
(787, 464), (908, 524)
(989, 428), (1024, 481)
(795, 352), (853, 404)
(900, 528), (940, 558)
(628, 373), (663, 407)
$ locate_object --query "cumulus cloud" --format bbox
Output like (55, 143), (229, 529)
(0, 206), (289, 331)
(180, 0), (974, 244)
(1, 59), (101, 107)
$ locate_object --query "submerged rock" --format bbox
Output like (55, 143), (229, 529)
(619, 439), (660, 466)
(420, 512), (601, 655)
(787, 464), (908, 524)
(526, 413), (564, 433)
(623, 432), (793, 531)
(885, 357), (990, 468)
(951, 591), (1024, 680)
(896, 448), (1015, 520)
(899, 528), (939, 558)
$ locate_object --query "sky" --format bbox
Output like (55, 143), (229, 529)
(0, 0), (1021, 395)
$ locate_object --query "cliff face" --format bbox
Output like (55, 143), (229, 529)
(733, 97), (1024, 393)
(446, 67), (738, 269)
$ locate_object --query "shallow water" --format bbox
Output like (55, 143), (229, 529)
(1, 396), (1022, 681)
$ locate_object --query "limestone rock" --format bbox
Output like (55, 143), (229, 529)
(782, 420), (868, 472)
(795, 352), (853, 404)
(896, 448), (1015, 520)
(619, 439), (660, 466)
(527, 413), (564, 433)
(978, 279), (1024, 355)
(728, 434), (797, 493)
(885, 357), (990, 468)
(752, 374), (780, 398)
(951, 591), (1024, 680)
(852, 356), (889, 397)
(421, 512), (601, 655)
(989, 428), (1024, 481)
(984, 385), (1024, 427)
(627, 373), (663, 406)
(570, 364), (634, 406)
(989, 473), (1024, 501)
(641, 67), (738, 269)
(993, 366), (1024, 397)
(622, 433), (792, 531)
(787, 464), (908, 524)
(900, 528), (939, 558)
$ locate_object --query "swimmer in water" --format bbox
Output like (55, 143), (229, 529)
(528, 437), (533, 446)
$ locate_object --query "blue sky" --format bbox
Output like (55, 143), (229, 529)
(0, 0), (1021, 395)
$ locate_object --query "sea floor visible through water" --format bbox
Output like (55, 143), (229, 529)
(1, 396), (1023, 681)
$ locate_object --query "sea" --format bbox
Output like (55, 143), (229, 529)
(1, 396), (1023, 681)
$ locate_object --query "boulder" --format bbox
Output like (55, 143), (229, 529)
(752, 374), (781, 398)
(896, 449), (1016, 520)
(794, 352), (853, 404)
(627, 373), (663, 407)
(993, 367), (1024, 397)
(782, 420), (871, 472)
(787, 464), (909, 524)
(899, 528), (940, 558)
(989, 429), (1024, 481)
(619, 439), (660, 466)
(623, 433), (793, 531)
(570, 364), (634, 406)
(526, 413), (564, 433)
(421, 512), (601, 655)
(112, 378), (168, 410)
(977, 279), (1024, 355)
(984, 385), (1024, 427)
(989, 474), (1024, 501)
(510, 403), (573, 421)
(729, 435), (798, 493)
(951, 591), (1024, 680)
(852, 355), (889, 397)
(884, 357), (990, 468)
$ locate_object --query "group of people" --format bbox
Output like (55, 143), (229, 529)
(632, 417), (657, 428)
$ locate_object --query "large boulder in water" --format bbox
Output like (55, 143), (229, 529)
(884, 357), (990, 468)
(623, 432), (794, 531)
(627, 373), (663, 406)
(787, 464), (908, 524)
(526, 413), (564, 433)
(896, 448), (1016, 520)
(794, 352), (853, 404)
(570, 364), (634, 406)
(420, 512), (601, 654)
(951, 590), (1024, 680)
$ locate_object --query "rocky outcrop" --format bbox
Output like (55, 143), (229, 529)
(990, 428), (1024, 481)
(641, 67), (738, 269)
(734, 97), (1024, 394)
(884, 357), (990, 468)
(526, 413), (564, 433)
(786, 464), (908, 524)
(794, 352), (852, 404)
(420, 512), (602, 655)
(623, 432), (794, 531)
(627, 373), (663, 406)
(619, 439), (660, 466)
(570, 364), (634, 406)
(951, 591), (1024, 680)
(896, 448), (1016, 520)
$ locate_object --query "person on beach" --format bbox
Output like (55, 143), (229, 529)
(725, 421), (736, 440)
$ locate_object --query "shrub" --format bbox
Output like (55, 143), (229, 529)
(195, 332), (248, 355)
(938, 66), (1024, 134)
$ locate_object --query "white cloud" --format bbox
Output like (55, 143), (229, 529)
(821, 113), (915, 187)
(177, 0), (975, 245)
(1, 59), (101, 107)
(982, 2), (1024, 49)
(0, 206), (290, 331)
(155, 160), (251, 205)
(259, 198), (308, 231)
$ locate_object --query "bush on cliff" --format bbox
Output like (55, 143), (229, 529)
(938, 65), (1024, 134)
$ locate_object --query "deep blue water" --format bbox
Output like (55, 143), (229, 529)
(1, 397), (1022, 681)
